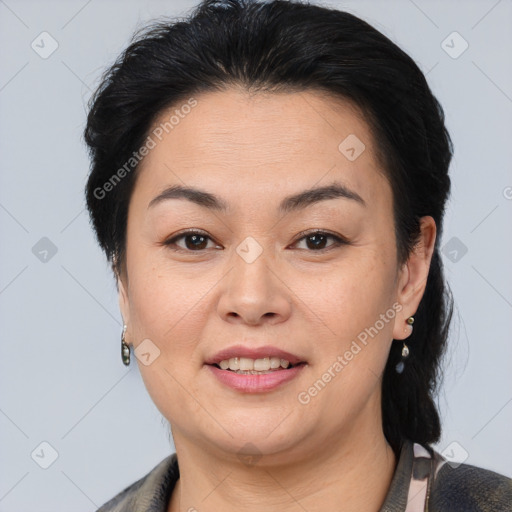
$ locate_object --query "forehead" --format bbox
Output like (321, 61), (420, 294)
(134, 88), (389, 211)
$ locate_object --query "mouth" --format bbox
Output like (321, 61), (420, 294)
(204, 345), (308, 392)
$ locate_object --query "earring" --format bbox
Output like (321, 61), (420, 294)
(395, 316), (414, 374)
(121, 324), (131, 366)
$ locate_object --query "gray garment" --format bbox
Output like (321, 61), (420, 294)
(97, 439), (512, 511)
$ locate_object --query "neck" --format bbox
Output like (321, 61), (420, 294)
(168, 417), (397, 512)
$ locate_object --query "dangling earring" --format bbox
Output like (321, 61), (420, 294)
(121, 324), (131, 366)
(395, 316), (414, 374)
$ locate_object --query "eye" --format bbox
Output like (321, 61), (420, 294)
(163, 228), (349, 253)
(292, 230), (348, 251)
(163, 229), (220, 252)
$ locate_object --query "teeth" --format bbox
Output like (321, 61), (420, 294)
(239, 357), (253, 371)
(270, 357), (281, 369)
(233, 369), (274, 375)
(254, 357), (270, 371)
(217, 356), (292, 371)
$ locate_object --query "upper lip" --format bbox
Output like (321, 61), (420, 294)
(205, 345), (306, 366)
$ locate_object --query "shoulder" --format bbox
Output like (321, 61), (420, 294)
(96, 453), (179, 512)
(429, 456), (512, 512)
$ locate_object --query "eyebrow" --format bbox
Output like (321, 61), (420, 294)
(148, 181), (366, 213)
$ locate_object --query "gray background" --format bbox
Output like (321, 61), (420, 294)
(0, 0), (511, 510)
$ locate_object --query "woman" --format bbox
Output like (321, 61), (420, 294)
(84, 0), (512, 510)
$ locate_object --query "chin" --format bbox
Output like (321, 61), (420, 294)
(200, 415), (310, 459)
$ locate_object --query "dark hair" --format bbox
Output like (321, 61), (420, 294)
(84, 0), (454, 457)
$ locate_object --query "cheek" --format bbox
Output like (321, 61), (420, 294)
(295, 257), (397, 421)
(299, 249), (396, 338)
(125, 244), (226, 384)
(297, 250), (397, 403)
(126, 263), (213, 424)
(129, 268), (207, 352)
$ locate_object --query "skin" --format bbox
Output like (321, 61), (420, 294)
(117, 87), (436, 512)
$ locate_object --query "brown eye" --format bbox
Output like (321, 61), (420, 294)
(293, 230), (348, 251)
(164, 230), (218, 252)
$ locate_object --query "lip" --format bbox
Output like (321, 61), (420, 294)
(204, 344), (305, 366)
(206, 364), (307, 393)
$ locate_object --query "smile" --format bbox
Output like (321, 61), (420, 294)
(217, 356), (292, 372)
(206, 359), (307, 392)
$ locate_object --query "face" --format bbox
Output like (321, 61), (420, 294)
(118, 88), (434, 465)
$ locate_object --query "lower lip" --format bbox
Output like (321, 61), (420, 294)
(206, 364), (306, 393)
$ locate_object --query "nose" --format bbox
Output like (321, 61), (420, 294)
(216, 242), (292, 326)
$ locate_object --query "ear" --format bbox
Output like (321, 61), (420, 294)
(392, 216), (437, 340)
(118, 274), (130, 327)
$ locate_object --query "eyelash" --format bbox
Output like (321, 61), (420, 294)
(162, 229), (349, 253)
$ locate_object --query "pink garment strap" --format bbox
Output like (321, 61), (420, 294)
(404, 443), (437, 512)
